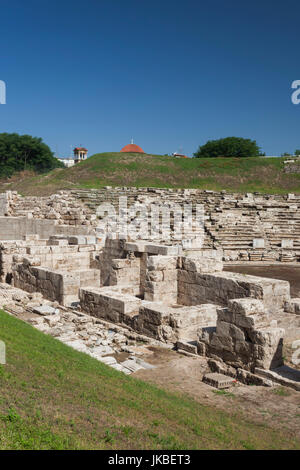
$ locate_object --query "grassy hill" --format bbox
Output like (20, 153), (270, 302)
(0, 152), (299, 196)
(0, 309), (299, 450)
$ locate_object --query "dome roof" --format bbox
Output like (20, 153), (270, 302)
(120, 143), (145, 153)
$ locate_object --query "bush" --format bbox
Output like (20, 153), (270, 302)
(0, 133), (63, 178)
(194, 137), (261, 158)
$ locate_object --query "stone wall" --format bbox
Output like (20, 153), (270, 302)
(1, 229), (294, 372)
(79, 286), (141, 326)
(284, 162), (300, 174)
(5, 191), (96, 227)
(137, 302), (218, 342)
(0, 217), (92, 241)
(1, 241), (99, 283)
(198, 298), (285, 371)
(8, 237), (103, 305)
(79, 286), (218, 342)
(97, 239), (126, 286)
(2, 188), (300, 260)
(144, 255), (178, 303)
(110, 258), (141, 294)
(13, 259), (100, 305)
(177, 269), (290, 311)
(0, 193), (9, 216)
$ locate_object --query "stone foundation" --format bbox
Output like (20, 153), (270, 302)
(197, 299), (285, 372)
(0, 187), (299, 382)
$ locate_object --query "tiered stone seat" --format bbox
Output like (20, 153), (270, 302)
(5, 188), (300, 259)
(260, 210), (300, 251)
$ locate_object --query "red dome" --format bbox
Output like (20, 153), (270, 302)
(120, 143), (145, 153)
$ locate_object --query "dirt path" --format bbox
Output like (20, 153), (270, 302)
(135, 347), (300, 437)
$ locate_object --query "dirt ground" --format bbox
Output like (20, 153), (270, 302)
(134, 264), (300, 435)
(12, 310), (300, 439)
(135, 347), (300, 437)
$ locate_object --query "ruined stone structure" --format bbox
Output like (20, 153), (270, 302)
(0, 188), (299, 389)
(1, 188), (300, 260)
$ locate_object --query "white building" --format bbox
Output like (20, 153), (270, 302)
(57, 158), (75, 168)
(73, 147), (88, 163)
(56, 146), (88, 168)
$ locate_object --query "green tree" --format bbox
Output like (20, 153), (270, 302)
(194, 137), (261, 158)
(0, 133), (63, 178)
(295, 149), (300, 156)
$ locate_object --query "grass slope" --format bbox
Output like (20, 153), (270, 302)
(0, 310), (299, 450)
(0, 153), (299, 196)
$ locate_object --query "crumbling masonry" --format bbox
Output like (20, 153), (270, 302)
(0, 188), (299, 389)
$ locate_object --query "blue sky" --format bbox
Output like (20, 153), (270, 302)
(0, 0), (300, 157)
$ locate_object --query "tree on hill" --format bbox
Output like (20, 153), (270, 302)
(295, 149), (300, 156)
(194, 137), (261, 158)
(0, 133), (63, 178)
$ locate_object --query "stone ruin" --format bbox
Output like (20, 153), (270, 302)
(2, 187), (300, 260)
(0, 188), (299, 389)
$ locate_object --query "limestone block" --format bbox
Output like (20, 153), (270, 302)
(49, 239), (68, 246)
(68, 236), (86, 245)
(253, 238), (265, 249)
(210, 333), (234, 352)
(144, 280), (176, 294)
(108, 295), (141, 315)
(124, 241), (146, 253)
(145, 244), (179, 256)
(78, 245), (95, 252)
(198, 326), (216, 345)
(216, 307), (235, 324)
(177, 269), (197, 284)
(33, 305), (57, 316)
(202, 373), (236, 389)
(181, 256), (223, 273)
(234, 340), (253, 357)
(281, 239), (293, 249)
(176, 340), (198, 355)
(162, 270), (178, 282)
(27, 246), (51, 255)
(284, 298), (300, 314)
(138, 302), (170, 326)
(217, 320), (245, 341)
(228, 298), (265, 316)
(147, 255), (178, 271)
(236, 369), (273, 387)
(146, 271), (164, 282)
(85, 236), (96, 245)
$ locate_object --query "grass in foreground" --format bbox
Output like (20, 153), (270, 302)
(0, 309), (299, 450)
(1, 153), (299, 196)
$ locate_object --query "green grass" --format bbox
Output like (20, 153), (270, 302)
(272, 387), (291, 397)
(0, 310), (299, 449)
(1, 153), (299, 196)
(212, 390), (236, 398)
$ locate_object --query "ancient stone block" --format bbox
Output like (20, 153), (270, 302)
(253, 238), (265, 249)
(202, 373), (236, 389)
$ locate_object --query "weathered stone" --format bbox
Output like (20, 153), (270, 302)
(202, 372), (236, 389)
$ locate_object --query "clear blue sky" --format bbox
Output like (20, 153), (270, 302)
(1, 0), (300, 157)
